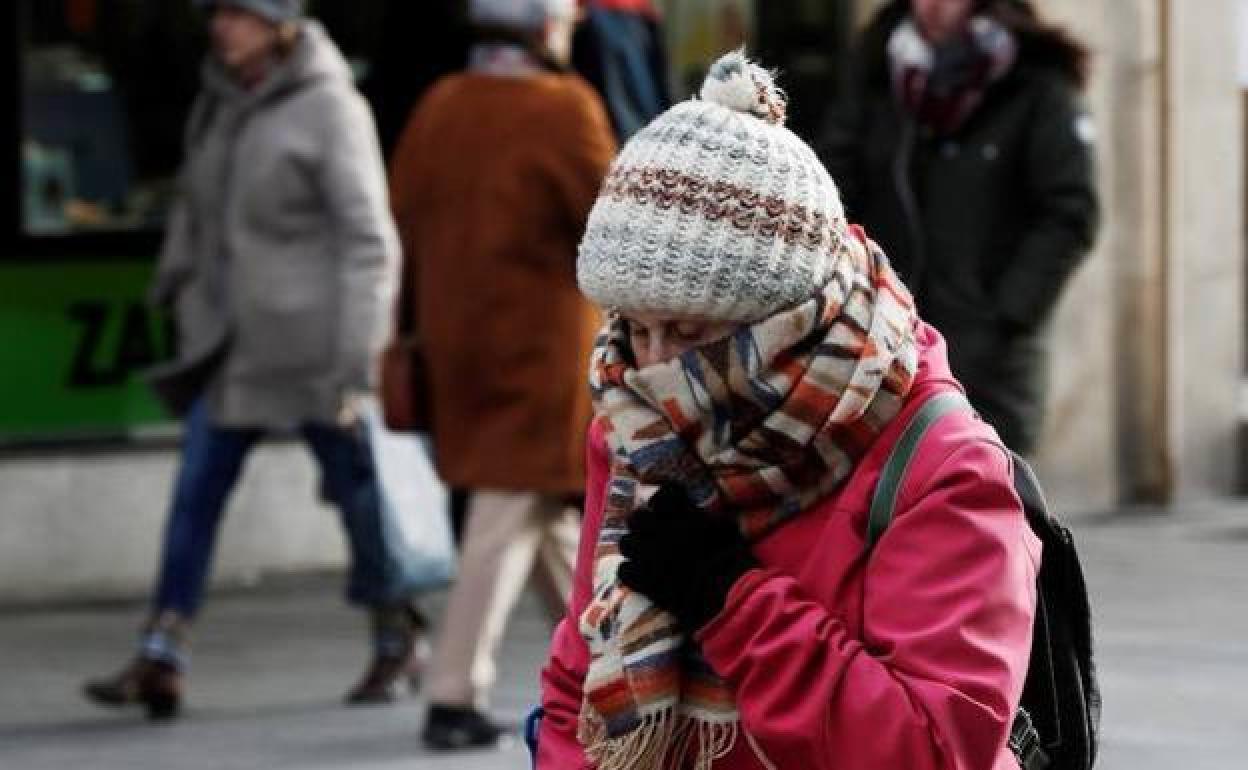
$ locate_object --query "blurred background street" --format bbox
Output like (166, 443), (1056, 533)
(4, 0), (1248, 768)
(2, 505), (1246, 770)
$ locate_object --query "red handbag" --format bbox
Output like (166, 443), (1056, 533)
(379, 334), (431, 432)
(379, 262), (431, 433)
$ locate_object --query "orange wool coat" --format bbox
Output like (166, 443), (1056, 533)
(389, 72), (616, 495)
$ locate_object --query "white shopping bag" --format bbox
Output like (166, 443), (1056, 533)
(360, 397), (456, 590)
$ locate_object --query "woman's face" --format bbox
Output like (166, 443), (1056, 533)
(624, 313), (739, 368)
(911, 0), (976, 45)
(543, 15), (577, 67)
(210, 5), (281, 74)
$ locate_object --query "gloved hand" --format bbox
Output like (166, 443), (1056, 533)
(617, 483), (759, 632)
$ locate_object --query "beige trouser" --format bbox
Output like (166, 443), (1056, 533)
(426, 489), (580, 707)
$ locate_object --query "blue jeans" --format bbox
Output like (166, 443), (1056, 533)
(153, 399), (417, 616)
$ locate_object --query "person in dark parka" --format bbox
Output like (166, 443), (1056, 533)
(820, 0), (1098, 454)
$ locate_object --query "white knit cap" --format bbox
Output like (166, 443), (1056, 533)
(577, 50), (849, 323)
(470, 0), (577, 28)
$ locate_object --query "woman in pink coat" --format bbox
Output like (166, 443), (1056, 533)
(537, 51), (1040, 770)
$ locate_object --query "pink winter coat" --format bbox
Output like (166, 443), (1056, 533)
(538, 323), (1041, 769)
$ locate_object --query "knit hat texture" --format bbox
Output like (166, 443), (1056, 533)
(469, 0), (578, 28)
(195, 0), (304, 23)
(577, 50), (850, 323)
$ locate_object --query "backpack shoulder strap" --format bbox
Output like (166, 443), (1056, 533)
(866, 390), (972, 551)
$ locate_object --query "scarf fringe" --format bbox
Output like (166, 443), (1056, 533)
(579, 704), (739, 770)
(683, 718), (738, 770)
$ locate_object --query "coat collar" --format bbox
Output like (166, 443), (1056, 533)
(200, 21), (350, 110)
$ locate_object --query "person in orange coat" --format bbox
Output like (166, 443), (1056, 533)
(388, 0), (617, 750)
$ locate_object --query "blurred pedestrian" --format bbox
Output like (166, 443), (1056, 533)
(387, 0), (617, 750)
(84, 0), (426, 719)
(571, 0), (672, 142)
(820, 0), (1099, 454)
(538, 51), (1038, 769)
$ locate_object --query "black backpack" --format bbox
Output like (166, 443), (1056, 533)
(866, 391), (1101, 770)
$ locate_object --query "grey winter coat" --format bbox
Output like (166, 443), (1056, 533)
(147, 22), (399, 428)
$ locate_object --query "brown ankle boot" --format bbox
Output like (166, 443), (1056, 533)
(83, 612), (187, 720)
(345, 603), (430, 705)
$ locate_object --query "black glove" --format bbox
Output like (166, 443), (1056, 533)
(617, 483), (759, 632)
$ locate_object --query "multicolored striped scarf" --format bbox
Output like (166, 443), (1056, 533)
(578, 227), (920, 770)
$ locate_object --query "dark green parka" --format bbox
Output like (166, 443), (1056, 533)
(820, 3), (1098, 453)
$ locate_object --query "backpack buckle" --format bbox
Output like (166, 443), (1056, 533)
(1009, 708), (1050, 770)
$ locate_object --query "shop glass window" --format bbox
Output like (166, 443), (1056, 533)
(15, 0), (390, 240)
(19, 1), (205, 237)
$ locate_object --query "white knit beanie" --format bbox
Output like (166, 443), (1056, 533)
(577, 50), (850, 323)
(470, 0), (577, 29)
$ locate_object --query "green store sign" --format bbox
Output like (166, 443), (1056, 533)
(0, 261), (175, 441)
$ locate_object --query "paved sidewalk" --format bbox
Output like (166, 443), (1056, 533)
(1072, 506), (1248, 770)
(1, 507), (1246, 769)
(0, 584), (546, 770)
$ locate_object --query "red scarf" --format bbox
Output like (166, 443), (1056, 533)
(889, 16), (1017, 134)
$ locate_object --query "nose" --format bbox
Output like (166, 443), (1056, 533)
(649, 337), (672, 366)
(657, 338), (686, 364)
(637, 333), (685, 367)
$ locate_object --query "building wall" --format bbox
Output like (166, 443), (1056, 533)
(1031, 0), (1118, 512)
(0, 445), (350, 604)
(1099, 0), (1171, 504)
(1166, 0), (1244, 500)
(1059, 0), (1243, 504)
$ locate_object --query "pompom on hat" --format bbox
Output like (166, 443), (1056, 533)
(577, 50), (850, 323)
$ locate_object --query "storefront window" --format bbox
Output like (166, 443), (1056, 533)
(19, 1), (205, 236)
(15, 0), (395, 240)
